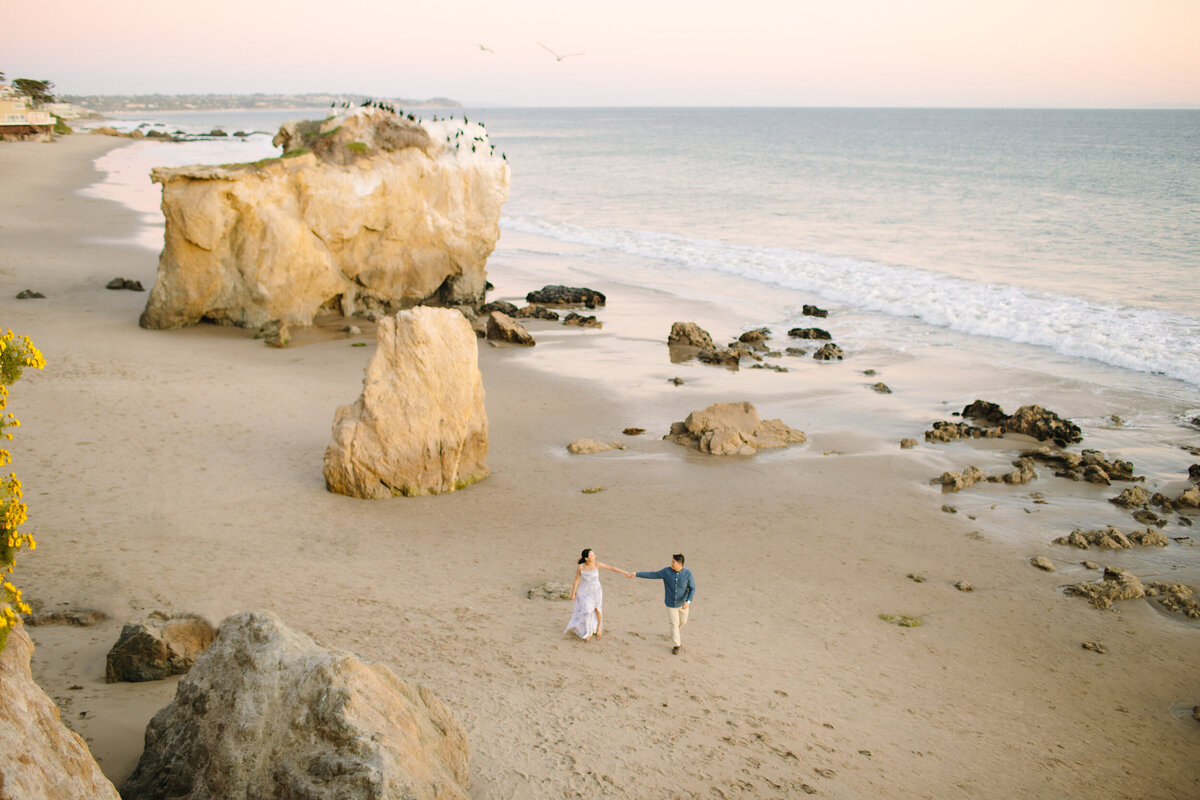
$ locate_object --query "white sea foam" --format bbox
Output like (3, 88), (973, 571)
(502, 214), (1200, 388)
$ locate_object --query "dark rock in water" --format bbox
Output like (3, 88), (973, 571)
(784, 347), (807, 357)
(623, 427), (645, 436)
(479, 300), (519, 316)
(668, 321), (713, 348)
(563, 311), (602, 328)
(750, 363), (788, 372)
(788, 327), (831, 340)
(106, 277), (145, 291)
(1110, 485), (1150, 509)
(697, 346), (742, 369)
(812, 343), (844, 361)
(925, 420), (1002, 443)
(862, 369), (877, 376)
(1020, 447), (1141, 483)
(514, 304), (559, 320)
(802, 304), (828, 318)
(106, 611), (216, 683)
(15, 289), (45, 299)
(871, 382), (892, 394)
(207, 128), (228, 137)
(669, 377), (684, 386)
(1131, 509), (1166, 527)
(526, 284), (606, 308)
(145, 129), (173, 140)
(959, 400), (1082, 445)
(1188, 464), (1200, 483)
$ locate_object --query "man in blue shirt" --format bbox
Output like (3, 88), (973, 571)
(634, 554), (696, 654)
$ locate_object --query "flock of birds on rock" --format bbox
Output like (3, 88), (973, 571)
(325, 101), (506, 162)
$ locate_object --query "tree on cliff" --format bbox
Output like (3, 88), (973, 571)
(12, 78), (55, 106)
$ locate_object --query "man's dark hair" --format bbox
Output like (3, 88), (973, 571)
(672, 553), (685, 565)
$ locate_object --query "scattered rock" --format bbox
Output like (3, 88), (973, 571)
(525, 284), (605, 308)
(527, 582), (571, 601)
(669, 377), (684, 386)
(257, 319), (290, 348)
(479, 299), (519, 316)
(1082, 561), (1101, 570)
(105, 612), (217, 683)
(665, 401), (806, 456)
(1065, 567), (1146, 609)
(567, 438), (626, 455)
(1110, 415), (1124, 426)
(1177, 485), (1200, 509)
(802, 304), (828, 318)
(120, 611), (469, 800)
(343, 324), (363, 335)
(785, 347), (808, 357)
(323, 308), (489, 498)
(961, 400), (1082, 445)
(870, 382), (892, 394)
(941, 505), (957, 513)
(749, 363), (788, 372)
(907, 573), (926, 583)
(668, 321), (714, 349)
(900, 438), (918, 449)
(15, 289), (45, 299)
(581, 486), (604, 494)
(1145, 582), (1200, 619)
(485, 311), (535, 346)
(924, 420), (1002, 443)
(954, 581), (973, 592)
(105, 277), (145, 291)
(1131, 508), (1166, 527)
(788, 327), (831, 340)
(812, 343), (844, 361)
(1020, 447), (1140, 483)
(1030, 556), (1056, 572)
(931, 458), (1036, 492)
(1109, 485), (1151, 509)
(514, 304), (559, 320)
(738, 328), (771, 344)
(696, 346), (746, 369)
(1188, 464), (1200, 483)
(1052, 526), (1168, 550)
(0, 625), (121, 800)
(1082, 641), (1107, 654)
(623, 427), (645, 436)
(563, 311), (602, 328)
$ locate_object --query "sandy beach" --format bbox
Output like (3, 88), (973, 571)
(2, 135), (1198, 799)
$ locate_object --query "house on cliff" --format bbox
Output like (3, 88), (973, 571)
(0, 83), (53, 138)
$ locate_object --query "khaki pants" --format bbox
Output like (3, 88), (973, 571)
(667, 605), (690, 647)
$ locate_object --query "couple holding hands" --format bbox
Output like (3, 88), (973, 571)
(565, 548), (696, 654)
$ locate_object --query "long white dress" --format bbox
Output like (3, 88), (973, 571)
(565, 568), (602, 639)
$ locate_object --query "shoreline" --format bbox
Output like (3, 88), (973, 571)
(2, 136), (1198, 798)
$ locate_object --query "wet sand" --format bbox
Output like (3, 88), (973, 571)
(2, 135), (1198, 799)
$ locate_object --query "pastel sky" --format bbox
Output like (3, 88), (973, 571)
(4, 0), (1198, 107)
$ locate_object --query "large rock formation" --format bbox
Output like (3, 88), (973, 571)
(665, 402), (806, 455)
(105, 611), (217, 683)
(140, 109), (510, 330)
(0, 625), (120, 800)
(323, 307), (488, 498)
(121, 611), (469, 800)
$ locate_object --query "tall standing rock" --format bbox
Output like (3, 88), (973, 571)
(140, 109), (510, 330)
(0, 625), (120, 800)
(323, 307), (488, 498)
(120, 611), (469, 800)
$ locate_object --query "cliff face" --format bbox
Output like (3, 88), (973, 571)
(139, 109), (510, 330)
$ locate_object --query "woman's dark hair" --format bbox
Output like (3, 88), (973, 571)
(672, 553), (685, 565)
(578, 548), (594, 564)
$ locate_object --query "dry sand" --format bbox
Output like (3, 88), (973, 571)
(2, 135), (1198, 799)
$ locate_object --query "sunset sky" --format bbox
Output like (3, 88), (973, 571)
(4, 0), (1198, 107)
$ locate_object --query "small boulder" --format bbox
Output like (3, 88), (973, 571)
(1188, 464), (1199, 483)
(257, 319), (290, 348)
(486, 311), (536, 346)
(931, 465), (986, 493)
(1030, 556), (1056, 572)
(738, 329), (770, 344)
(105, 612), (217, 683)
(1110, 485), (1151, 509)
(665, 401), (805, 456)
(15, 289), (45, 299)
(514, 304), (559, 320)
(813, 343), (844, 361)
(954, 581), (973, 592)
(900, 438), (918, 449)
(525, 285), (606, 308)
(788, 327), (831, 340)
(563, 311), (602, 328)
(479, 299), (519, 316)
(668, 321), (714, 349)
(1065, 567), (1146, 609)
(1177, 485), (1200, 509)
(871, 382), (892, 394)
(105, 277), (145, 291)
(802, 304), (828, 318)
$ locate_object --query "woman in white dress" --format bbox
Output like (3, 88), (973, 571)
(565, 548), (632, 640)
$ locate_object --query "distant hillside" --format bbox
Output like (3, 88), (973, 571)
(58, 93), (461, 113)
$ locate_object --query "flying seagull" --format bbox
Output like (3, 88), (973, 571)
(479, 44), (494, 53)
(538, 42), (585, 61)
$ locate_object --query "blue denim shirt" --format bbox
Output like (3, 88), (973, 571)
(636, 567), (695, 608)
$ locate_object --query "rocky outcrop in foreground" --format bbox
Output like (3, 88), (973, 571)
(105, 611), (216, 683)
(121, 611), (469, 800)
(0, 625), (120, 800)
(323, 308), (488, 498)
(140, 108), (509, 330)
(665, 402), (806, 455)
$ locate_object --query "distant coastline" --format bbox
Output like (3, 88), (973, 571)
(58, 92), (461, 114)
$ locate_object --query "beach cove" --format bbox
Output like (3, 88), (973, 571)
(2, 131), (1199, 798)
